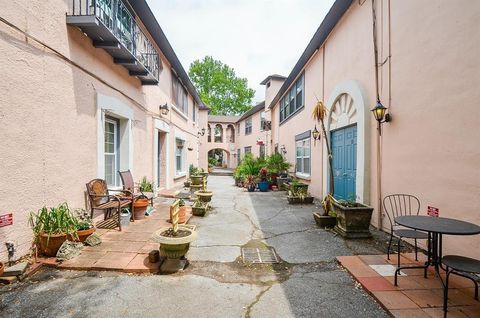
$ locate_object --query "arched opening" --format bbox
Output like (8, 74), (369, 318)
(227, 124), (235, 143)
(214, 124), (223, 143)
(208, 148), (231, 168)
(207, 124), (212, 142)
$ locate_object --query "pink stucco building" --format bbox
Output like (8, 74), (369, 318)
(0, 0), (208, 261)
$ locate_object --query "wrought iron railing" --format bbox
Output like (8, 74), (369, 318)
(68, 0), (159, 79)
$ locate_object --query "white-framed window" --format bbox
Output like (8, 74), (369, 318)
(259, 144), (265, 159)
(175, 138), (185, 175)
(244, 146), (252, 154)
(245, 118), (252, 135)
(295, 133), (310, 177)
(172, 72), (188, 114)
(260, 112), (266, 131)
(280, 73), (304, 123)
(104, 117), (120, 186)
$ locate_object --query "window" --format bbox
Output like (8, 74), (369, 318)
(104, 117), (119, 186)
(260, 112), (266, 131)
(175, 138), (185, 175)
(244, 146), (252, 154)
(214, 124), (223, 143)
(295, 133), (310, 177)
(172, 72), (188, 114)
(259, 144), (265, 159)
(237, 149), (241, 165)
(193, 102), (197, 122)
(245, 118), (252, 135)
(280, 73), (304, 123)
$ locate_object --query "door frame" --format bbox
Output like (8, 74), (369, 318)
(330, 123), (357, 200)
(322, 80), (370, 204)
(154, 119), (170, 190)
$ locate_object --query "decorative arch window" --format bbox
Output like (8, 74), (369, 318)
(227, 124), (235, 143)
(207, 124), (212, 142)
(214, 124), (223, 143)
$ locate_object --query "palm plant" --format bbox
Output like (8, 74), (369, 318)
(266, 153), (291, 175)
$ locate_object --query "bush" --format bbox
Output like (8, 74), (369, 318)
(266, 153), (291, 174)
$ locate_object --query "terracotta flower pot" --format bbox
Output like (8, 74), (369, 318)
(0, 261), (4, 276)
(69, 226), (96, 242)
(133, 198), (149, 220)
(39, 232), (67, 257)
(179, 206), (186, 224)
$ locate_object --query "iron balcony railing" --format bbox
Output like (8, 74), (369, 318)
(68, 0), (159, 80)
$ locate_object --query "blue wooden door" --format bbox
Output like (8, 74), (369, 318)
(331, 125), (357, 200)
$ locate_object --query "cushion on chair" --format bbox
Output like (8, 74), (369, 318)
(442, 255), (480, 274)
(393, 229), (429, 239)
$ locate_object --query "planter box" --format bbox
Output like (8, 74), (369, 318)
(287, 196), (314, 204)
(192, 203), (208, 216)
(313, 212), (336, 228)
(333, 201), (374, 239)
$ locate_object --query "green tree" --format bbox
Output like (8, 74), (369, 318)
(189, 56), (255, 115)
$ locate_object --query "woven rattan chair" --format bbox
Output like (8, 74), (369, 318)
(119, 170), (154, 205)
(85, 179), (132, 231)
(383, 194), (429, 267)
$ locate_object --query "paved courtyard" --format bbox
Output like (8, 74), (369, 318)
(0, 176), (390, 318)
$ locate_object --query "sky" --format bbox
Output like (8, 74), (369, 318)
(147, 0), (335, 103)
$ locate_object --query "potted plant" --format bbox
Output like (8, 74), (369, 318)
(289, 178), (309, 193)
(71, 209), (96, 242)
(287, 187), (314, 204)
(0, 261), (4, 276)
(139, 176), (153, 193)
(257, 167), (269, 192)
(192, 200), (208, 216)
(266, 153), (291, 186)
(333, 199), (374, 238)
(245, 175), (256, 192)
(233, 168), (244, 187)
(195, 189), (213, 202)
(184, 179), (191, 187)
(313, 194), (337, 228)
(29, 203), (77, 257)
(178, 199), (186, 224)
(133, 195), (149, 220)
(208, 157), (216, 173)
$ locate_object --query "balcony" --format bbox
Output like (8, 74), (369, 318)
(67, 0), (160, 85)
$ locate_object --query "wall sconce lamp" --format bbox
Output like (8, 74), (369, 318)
(159, 103), (169, 116)
(312, 125), (321, 145)
(198, 128), (206, 136)
(371, 99), (391, 135)
(280, 145), (287, 155)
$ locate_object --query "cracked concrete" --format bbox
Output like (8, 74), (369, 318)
(0, 176), (390, 317)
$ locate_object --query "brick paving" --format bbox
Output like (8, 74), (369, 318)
(337, 253), (480, 317)
(38, 202), (192, 273)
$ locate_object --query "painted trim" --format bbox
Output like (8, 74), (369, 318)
(96, 93), (134, 182)
(153, 118), (171, 189)
(322, 80), (370, 204)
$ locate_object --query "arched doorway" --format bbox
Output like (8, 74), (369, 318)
(323, 80), (370, 203)
(208, 148), (231, 168)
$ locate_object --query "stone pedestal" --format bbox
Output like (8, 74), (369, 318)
(159, 258), (189, 274)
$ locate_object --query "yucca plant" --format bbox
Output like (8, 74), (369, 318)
(312, 99), (335, 215)
(139, 176), (153, 192)
(29, 202), (78, 246)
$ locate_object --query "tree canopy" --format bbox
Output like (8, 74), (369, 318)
(189, 56), (255, 115)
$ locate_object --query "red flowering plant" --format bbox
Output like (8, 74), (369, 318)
(259, 167), (268, 182)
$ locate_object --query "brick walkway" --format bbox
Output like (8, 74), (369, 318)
(337, 253), (479, 317)
(39, 201), (192, 273)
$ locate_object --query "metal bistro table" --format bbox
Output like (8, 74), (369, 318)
(394, 215), (480, 288)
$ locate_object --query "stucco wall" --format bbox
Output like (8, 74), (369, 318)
(0, 0), (202, 261)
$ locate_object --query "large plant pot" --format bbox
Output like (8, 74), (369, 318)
(247, 185), (256, 192)
(191, 175), (204, 185)
(257, 181), (269, 192)
(39, 232), (67, 257)
(199, 172), (209, 180)
(68, 226), (96, 243)
(287, 196), (314, 204)
(333, 201), (374, 238)
(152, 227), (197, 259)
(290, 182), (309, 193)
(0, 262), (4, 276)
(195, 190), (213, 202)
(133, 198), (149, 220)
(179, 206), (186, 224)
(313, 212), (336, 228)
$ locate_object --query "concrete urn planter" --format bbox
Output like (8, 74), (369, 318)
(152, 227), (197, 273)
(191, 176), (204, 185)
(333, 201), (373, 238)
(195, 190), (213, 203)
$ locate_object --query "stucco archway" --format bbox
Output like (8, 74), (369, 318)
(322, 80), (370, 204)
(208, 148), (231, 168)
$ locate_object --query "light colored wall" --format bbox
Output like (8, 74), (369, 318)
(236, 111), (268, 161)
(271, 0), (480, 258)
(0, 0), (201, 261)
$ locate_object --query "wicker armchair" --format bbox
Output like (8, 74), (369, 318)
(85, 179), (132, 231)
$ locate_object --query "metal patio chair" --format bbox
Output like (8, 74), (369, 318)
(85, 179), (132, 231)
(119, 170), (154, 206)
(383, 194), (429, 267)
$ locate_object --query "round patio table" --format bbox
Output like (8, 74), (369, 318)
(393, 215), (480, 291)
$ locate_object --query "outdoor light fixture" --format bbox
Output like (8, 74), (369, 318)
(159, 103), (169, 116)
(312, 125), (321, 142)
(197, 128), (206, 136)
(280, 145), (287, 155)
(371, 99), (391, 135)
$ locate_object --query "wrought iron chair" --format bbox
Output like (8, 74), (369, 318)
(442, 255), (480, 314)
(383, 194), (429, 267)
(119, 170), (154, 206)
(85, 179), (132, 231)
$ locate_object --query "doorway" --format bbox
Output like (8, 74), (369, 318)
(331, 124), (357, 200)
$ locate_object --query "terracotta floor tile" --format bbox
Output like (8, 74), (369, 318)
(410, 275), (444, 289)
(92, 252), (137, 270)
(404, 289), (444, 308)
(390, 308), (431, 318)
(458, 288), (477, 299)
(125, 254), (160, 273)
(448, 275), (480, 289)
(385, 254), (417, 266)
(432, 288), (479, 306)
(372, 291), (420, 310)
(423, 307), (470, 318)
(385, 276), (425, 290)
(77, 250), (108, 259)
(337, 256), (365, 267)
(139, 242), (159, 254)
(347, 264), (380, 278)
(356, 276), (398, 291)
(403, 252), (428, 264)
(59, 257), (98, 269)
(457, 304), (480, 318)
(359, 255), (389, 265)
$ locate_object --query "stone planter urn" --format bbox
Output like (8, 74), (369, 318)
(191, 175), (204, 185)
(152, 227), (197, 273)
(192, 201), (208, 216)
(333, 201), (374, 238)
(195, 190), (213, 202)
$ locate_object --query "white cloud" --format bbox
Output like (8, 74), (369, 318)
(147, 0), (335, 103)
